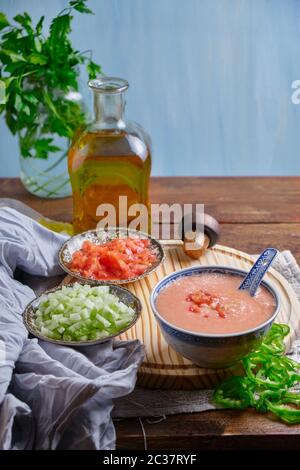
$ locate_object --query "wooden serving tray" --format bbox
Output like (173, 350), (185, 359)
(64, 242), (300, 390)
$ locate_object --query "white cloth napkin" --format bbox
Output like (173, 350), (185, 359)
(0, 207), (144, 450)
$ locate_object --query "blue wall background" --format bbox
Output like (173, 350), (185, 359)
(1, 0), (300, 177)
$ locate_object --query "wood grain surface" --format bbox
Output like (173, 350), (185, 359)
(1, 176), (300, 449)
(1, 176), (300, 223)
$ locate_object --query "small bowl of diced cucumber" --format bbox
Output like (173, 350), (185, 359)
(23, 282), (141, 346)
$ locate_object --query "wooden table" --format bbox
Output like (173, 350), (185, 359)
(1, 176), (300, 450)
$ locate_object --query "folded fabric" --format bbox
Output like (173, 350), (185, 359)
(0, 207), (144, 450)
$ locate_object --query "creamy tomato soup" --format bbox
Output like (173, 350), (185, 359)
(155, 273), (276, 335)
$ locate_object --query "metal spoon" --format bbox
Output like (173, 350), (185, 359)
(238, 248), (278, 297)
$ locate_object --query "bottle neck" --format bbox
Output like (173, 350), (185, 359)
(93, 92), (126, 129)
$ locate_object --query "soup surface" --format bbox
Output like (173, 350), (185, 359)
(155, 273), (276, 334)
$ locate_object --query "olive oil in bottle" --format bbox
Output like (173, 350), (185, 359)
(68, 77), (151, 233)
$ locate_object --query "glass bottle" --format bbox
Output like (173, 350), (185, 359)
(68, 77), (151, 233)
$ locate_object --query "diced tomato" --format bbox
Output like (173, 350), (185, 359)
(133, 263), (149, 275)
(68, 237), (158, 281)
(189, 305), (201, 313)
(186, 290), (226, 318)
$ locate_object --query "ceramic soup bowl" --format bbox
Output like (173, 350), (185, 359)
(150, 266), (280, 368)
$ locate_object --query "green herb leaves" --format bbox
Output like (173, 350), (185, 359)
(34, 138), (61, 160)
(0, 13), (9, 31)
(69, 1), (94, 15)
(49, 14), (72, 56)
(0, 0), (102, 160)
(87, 60), (102, 80)
(13, 12), (34, 34)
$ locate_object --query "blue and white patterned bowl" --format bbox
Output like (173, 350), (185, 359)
(150, 266), (280, 368)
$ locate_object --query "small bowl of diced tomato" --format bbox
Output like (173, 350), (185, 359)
(59, 227), (165, 285)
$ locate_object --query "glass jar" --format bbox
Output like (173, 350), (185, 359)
(68, 77), (151, 233)
(19, 88), (87, 199)
(20, 141), (71, 199)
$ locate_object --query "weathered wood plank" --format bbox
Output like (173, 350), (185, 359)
(1, 177), (300, 223)
(115, 410), (300, 450)
(221, 223), (300, 263)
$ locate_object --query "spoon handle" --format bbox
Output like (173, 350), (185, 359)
(238, 248), (278, 297)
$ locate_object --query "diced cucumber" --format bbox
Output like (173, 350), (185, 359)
(33, 283), (135, 342)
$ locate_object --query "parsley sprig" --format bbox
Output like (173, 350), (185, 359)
(0, 0), (101, 160)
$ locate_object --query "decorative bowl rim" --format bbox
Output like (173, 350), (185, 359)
(150, 265), (280, 339)
(23, 281), (142, 347)
(58, 227), (165, 285)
